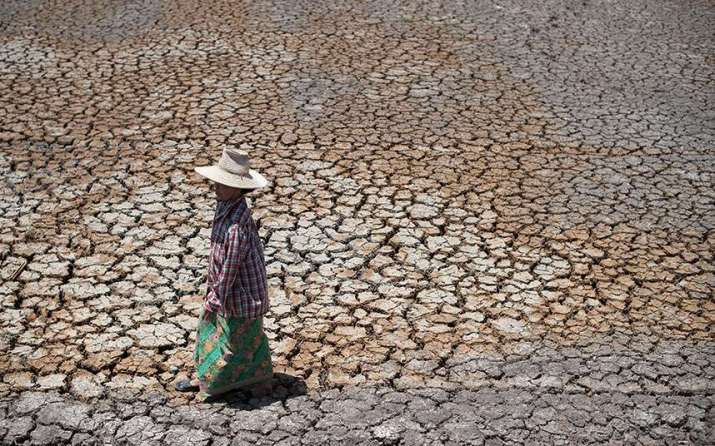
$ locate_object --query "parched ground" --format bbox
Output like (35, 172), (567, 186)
(0, 0), (714, 445)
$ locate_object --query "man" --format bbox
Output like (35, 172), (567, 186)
(175, 148), (272, 400)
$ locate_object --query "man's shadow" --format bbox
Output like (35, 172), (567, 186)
(212, 372), (307, 409)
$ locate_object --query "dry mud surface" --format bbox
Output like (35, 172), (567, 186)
(0, 0), (714, 445)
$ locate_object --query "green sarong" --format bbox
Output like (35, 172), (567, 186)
(194, 308), (273, 400)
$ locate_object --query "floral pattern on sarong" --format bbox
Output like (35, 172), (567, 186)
(194, 308), (273, 400)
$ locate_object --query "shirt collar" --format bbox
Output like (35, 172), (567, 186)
(214, 195), (250, 225)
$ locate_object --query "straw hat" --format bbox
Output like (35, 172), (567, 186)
(194, 148), (268, 189)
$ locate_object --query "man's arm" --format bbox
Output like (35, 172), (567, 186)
(205, 225), (245, 314)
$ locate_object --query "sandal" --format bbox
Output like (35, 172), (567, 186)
(175, 379), (200, 392)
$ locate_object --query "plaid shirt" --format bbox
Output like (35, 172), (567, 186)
(204, 196), (269, 319)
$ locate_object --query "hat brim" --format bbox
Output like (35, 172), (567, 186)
(194, 165), (269, 189)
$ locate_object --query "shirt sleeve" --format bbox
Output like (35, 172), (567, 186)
(205, 225), (245, 314)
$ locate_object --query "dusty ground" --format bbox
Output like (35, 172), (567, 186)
(0, 0), (714, 445)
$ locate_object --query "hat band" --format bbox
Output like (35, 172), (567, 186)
(219, 163), (251, 178)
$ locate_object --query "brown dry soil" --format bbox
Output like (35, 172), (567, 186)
(0, 0), (714, 445)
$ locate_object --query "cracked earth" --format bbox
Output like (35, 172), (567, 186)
(1, 0), (714, 445)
